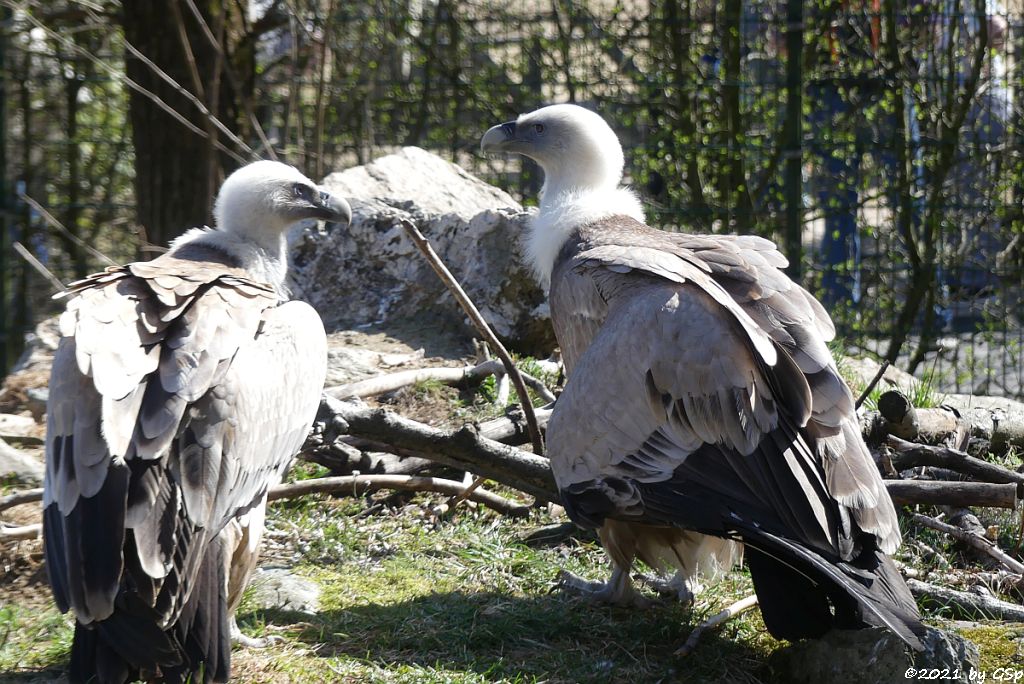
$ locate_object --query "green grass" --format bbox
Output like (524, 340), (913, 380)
(0, 604), (73, 673)
(230, 499), (782, 683)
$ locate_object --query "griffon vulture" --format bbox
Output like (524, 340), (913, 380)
(44, 160), (351, 682)
(481, 104), (924, 647)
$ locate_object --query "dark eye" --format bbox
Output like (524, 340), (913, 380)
(533, 123), (545, 134)
(293, 183), (313, 200)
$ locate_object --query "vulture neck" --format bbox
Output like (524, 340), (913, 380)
(529, 180), (644, 288)
(171, 224), (290, 296)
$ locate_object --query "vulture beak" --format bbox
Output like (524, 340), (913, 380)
(313, 189), (352, 226)
(480, 121), (519, 154)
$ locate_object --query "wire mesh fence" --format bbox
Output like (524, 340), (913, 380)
(1, 0), (1022, 398)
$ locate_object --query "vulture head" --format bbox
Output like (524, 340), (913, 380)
(481, 104), (643, 286)
(213, 160), (352, 240)
(481, 104), (625, 196)
(174, 160), (351, 292)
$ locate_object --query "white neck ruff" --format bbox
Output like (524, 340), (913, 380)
(527, 186), (644, 288)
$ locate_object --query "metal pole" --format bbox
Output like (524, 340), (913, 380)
(783, 0), (804, 280)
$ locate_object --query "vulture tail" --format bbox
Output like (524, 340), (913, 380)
(742, 527), (925, 650)
(67, 537), (230, 683)
(164, 534), (231, 684)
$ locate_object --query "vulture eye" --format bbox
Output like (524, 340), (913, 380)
(292, 183), (313, 201)
(533, 123), (545, 134)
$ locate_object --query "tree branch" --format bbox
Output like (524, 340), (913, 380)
(267, 474), (531, 517)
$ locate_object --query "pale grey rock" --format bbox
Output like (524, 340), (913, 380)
(841, 355), (920, 395)
(290, 147), (552, 353)
(768, 626), (979, 684)
(0, 437), (44, 485)
(246, 567), (320, 616)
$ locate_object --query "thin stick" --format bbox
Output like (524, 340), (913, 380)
(20, 193), (118, 267)
(909, 511), (1024, 574)
(676, 594), (758, 656)
(267, 474), (531, 517)
(13, 242), (64, 292)
(398, 218), (545, 455)
(0, 488), (43, 514)
(444, 474), (488, 514)
(855, 360), (890, 409)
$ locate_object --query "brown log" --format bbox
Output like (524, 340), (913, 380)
(907, 578), (1024, 621)
(886, 480), (1017, 509)
(885, 435), (1024, 493)
(267, 474), (531, 517)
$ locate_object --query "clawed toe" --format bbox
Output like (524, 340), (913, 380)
(556, 568), (656, 609)
(230, 618), (284, 649)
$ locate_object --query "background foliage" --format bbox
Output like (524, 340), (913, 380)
(0, 0), (1021, 397)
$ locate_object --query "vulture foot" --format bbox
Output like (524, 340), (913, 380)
(230, 618), (284, 649)
(637, 571), (700, 606)
(556, 568), (655, 609)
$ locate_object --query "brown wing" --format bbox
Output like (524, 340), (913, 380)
(43, 250), (325, 676)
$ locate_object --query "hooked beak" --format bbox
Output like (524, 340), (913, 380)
(312, 189), (352, 226)
(480, 121), (519, 154)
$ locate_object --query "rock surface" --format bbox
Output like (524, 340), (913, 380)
(245, 567), (321, 616)
(0, 437), (44, 484)
(291, 146), (552, 353)
(767, 626), (979, 684)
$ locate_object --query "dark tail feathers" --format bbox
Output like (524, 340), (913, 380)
(744, 527), (925, 650)
(68, 538), (229, 683)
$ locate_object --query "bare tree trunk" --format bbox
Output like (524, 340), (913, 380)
(120, 0), (247, 248)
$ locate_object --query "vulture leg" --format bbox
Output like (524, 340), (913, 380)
(636, 570), (700, 605)
(557, 565), (655, 608)
(223, 503), (282, 649)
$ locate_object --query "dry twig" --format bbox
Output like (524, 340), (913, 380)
(398, 218), (545, 456)
(855, 360), (890, 409)
(676, 595), (758, 656)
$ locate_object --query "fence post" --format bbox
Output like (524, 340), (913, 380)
(784, 0), (804, 280)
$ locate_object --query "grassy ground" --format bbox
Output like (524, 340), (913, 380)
(2, 348), (1024, 682)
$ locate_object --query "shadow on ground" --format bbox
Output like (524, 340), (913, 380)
(239, 589), (776, 683)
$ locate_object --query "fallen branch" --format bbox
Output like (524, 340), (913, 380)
(886, 435), (1024, 492)
(0, 487), (43, 513)
(676, 594), (759, 656)
(0, 523), (41, 541)
(326, 359), (556, 404)
(908, 512), (1024, 574)
(885, 480), (1017, 509)
(322, 396), (558, 502)
(907, 578), (1024, 621)
(399, 218), (545, 455)
(267, 474), (531, 517)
